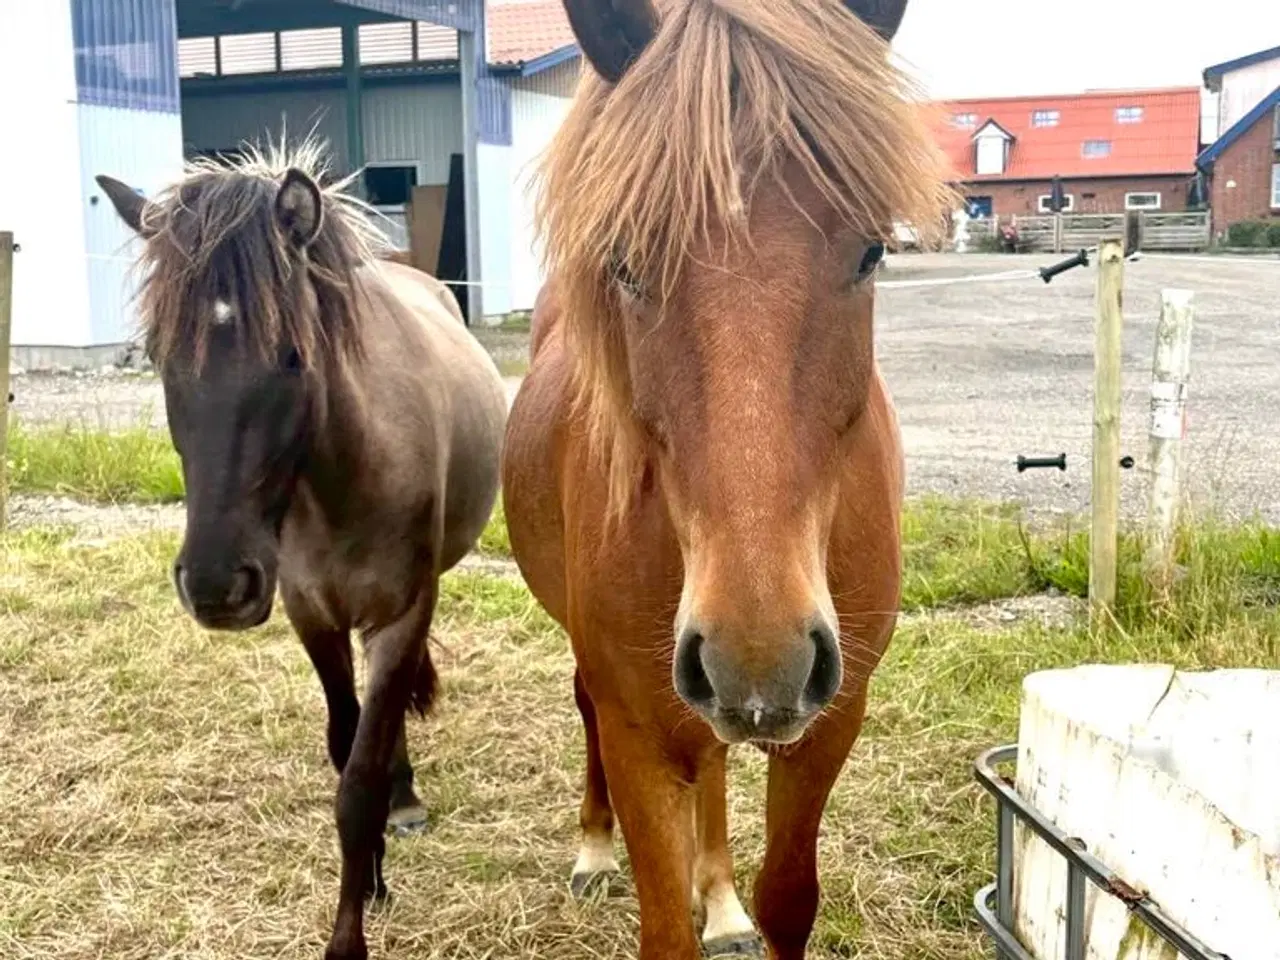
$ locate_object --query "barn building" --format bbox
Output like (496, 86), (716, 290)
(0, 0), (582, 369)
(1196, 46), (1280, 237)
(931, 88), (1203, 221)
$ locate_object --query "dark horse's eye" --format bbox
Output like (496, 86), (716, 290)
(855, 242), (886, 283)
(282, 348), (302, 373)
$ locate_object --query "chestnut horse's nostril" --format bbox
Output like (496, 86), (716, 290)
(803, 622), (843, 709)
(674, 629), (715, 708)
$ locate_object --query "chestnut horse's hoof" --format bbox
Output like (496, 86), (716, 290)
(702, 934), (765, 957)
(386, 803), (430, 837)
(569, 868), (618, 899)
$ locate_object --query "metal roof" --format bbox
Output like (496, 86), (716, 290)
(1196, 83), (1280, 171)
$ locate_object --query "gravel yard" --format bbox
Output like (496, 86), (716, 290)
(9, 251), (1280, 527)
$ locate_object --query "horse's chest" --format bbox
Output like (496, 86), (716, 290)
(281, 533), (421, 632)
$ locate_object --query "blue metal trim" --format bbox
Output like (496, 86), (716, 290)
(476, 75), (512, 146)
(71, 0), (181, 114)
(1196, 84), (1280, 171)
(517, 44), (581, 77)
(1203, 45), (1280, 88)
(339, 0), (481, 32)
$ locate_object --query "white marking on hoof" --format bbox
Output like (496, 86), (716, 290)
(701, 882), (758, 948)
(569, 832), (619, 897)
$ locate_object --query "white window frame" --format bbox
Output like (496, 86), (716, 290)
(1037, 193), (1076, 213)
(1272, 162), (1280, 209)
(1115, 106), (1144, 124)
(1082, 139), (1112, 159)
(1125, 192), (1162, 211)
(1032, 109), (1060, 128)
(953, 112), (977, 129)
(361, 161), (421, 210)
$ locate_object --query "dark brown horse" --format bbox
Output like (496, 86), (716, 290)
(98, 143), (507, 960)
(503, 0), (948, 956)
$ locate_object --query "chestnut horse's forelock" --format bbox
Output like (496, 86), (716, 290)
(128, 139), (386, 379)
(534, 0), (952, 515)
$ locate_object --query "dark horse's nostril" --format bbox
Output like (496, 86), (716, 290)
(674, 629), (715, 708)
(232, 562), (266, 609)
(804, 623), (843, 709)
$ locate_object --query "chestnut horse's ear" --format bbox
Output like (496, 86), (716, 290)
(844, 0), (909, 40)
(95, 174), (155, 237)
(561, 0), (658, 84)
(275, 167), (324, 248)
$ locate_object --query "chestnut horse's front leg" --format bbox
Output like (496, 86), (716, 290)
(596, 707), (702, 959)
(754, 686), (869, 960)
(570, 669), (620, 896)
(324, 583), (438, 960)
(695, 748), (762, 956)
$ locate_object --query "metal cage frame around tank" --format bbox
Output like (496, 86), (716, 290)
(971, 745), (1232, 960)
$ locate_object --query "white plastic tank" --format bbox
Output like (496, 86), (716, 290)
(1011, 664), (1280, 960)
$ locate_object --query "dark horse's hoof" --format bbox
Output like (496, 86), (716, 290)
(324, 943), (368, 960)
(702, 934), (765, 957)
(386, 803), (430, 837)
(569, 869), (617, 900)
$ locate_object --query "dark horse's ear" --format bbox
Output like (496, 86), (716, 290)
(561, 0), (657, 84)
(275, 167), (324, 248)
(844, 0), (909, 40)
(96, 174), (155, 236)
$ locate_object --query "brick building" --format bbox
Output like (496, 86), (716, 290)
(931, 88), (1202, 220)
(1196, 47), (1280, 236)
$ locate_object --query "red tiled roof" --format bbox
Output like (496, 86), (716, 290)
(929, 87), (1202, 181)
(488, 0), (577, 67)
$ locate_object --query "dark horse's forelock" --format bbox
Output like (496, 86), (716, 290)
(133, 139), (387, 374)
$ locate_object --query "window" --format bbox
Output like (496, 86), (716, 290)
(1125, 192), (1161, 210)
(416, 22), (459, 60)
(1037, 193), (1075, 213)
(1082, 139), (1112, 159)
(280, 28), (343, 71)
(1272, 162), (1280, 209)
(976, 135), (1007, 175)
(177, 36), (217, 77)
(953, 112), (977, 129)
(363, 164), (418, 207)
(218, 32), (278, 75)
(1032, 109), (1060, 128)
(1115, 106), (1144, 124)
(1273, 105), (1280, 147)
(359, 22), (413, 64)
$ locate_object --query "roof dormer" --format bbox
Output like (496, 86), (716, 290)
(973, 119), (1014, 176)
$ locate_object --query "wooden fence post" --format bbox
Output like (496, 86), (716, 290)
(1145, 289), (1195, 596)
(0, 232), (13, 532)
(1091, 238), (1125, 629)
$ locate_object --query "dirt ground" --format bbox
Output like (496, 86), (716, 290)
(11, 251), (1280, 523)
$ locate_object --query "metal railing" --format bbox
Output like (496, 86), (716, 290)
(972, 745), (1231, 960)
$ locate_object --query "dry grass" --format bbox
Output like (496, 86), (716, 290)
(2, 515), (1278, 959)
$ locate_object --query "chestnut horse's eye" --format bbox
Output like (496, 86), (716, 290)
(282, 347), (302, 373)
(855, 242), (885, 283)
(608, 252), (647, 302)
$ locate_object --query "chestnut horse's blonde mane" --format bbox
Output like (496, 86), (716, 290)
(535, 0), (952, 518)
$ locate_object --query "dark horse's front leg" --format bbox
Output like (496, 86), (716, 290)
(322, 583), (438, 960)
(289, 605), (430, 839)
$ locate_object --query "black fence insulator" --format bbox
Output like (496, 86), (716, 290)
(1039, 248), (1090, 283)
(1017, 454), (1067, 473)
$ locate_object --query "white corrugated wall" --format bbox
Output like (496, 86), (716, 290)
(81, 106), (185, 346)
(508, 59), (580, 313)
(0, 1), (90, 347)
(362, 83), (463, 184)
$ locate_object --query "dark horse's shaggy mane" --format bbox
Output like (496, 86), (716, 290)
(132, 138), (388, 373)
(535, 0), (953, 515)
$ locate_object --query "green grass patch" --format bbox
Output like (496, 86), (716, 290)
(7, 419), (183, 504)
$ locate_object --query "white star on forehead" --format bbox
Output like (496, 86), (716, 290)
(213, 300), (234, 325)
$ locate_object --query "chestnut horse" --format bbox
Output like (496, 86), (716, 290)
(502, 0), (947, 956)
(97, 144), (507, 960)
